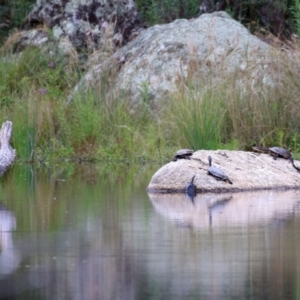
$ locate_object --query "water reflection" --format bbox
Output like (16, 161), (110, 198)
(148, 190), (300, 229)
(0, 165), (300, 299)
(0, 204), (20, 278)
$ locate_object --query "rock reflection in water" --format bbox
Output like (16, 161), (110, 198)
(148, 190), (300, 229)
(146, 190), (300, 299)
(0, 204), (20, 277)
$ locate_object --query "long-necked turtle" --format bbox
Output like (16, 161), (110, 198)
(173, 149), (194, 161)
(207, 156), (233, 184)
(252, 146), (291, 160)
(185, 175), (196, 197)
(289, 157), (300, 172)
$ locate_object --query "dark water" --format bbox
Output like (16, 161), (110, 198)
(1, 164), (300, 299)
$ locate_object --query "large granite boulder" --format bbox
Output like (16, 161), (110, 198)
(72, 11), (277, 106)
(147, 150), (300, 193)
(22, 0), (142, 51)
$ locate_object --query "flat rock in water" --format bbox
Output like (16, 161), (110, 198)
(147, 150), (300, 193)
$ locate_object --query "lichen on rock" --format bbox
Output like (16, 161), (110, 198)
(23, 0), (143, 51)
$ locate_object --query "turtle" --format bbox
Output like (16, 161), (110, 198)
(289, 157), (300, 172)
(207, 156), (233, 184)
(252, 146), (292, 160)
(185, 175), (196, 197)
(173, 149), (194, 161)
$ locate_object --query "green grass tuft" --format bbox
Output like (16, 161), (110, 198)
(169, 88), (225, 150)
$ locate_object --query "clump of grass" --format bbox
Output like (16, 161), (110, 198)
(166, 41), (300, 153)
(168, 87), (226, 150)
(90, 85), (169, 161)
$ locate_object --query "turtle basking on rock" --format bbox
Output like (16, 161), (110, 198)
(252, 146), (292, 160)
(173, 149), (194, 161)
(207, 156), (233, 184)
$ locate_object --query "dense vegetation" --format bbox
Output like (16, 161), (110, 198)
(2, 0), (300, 42)
(0, 47), (172, 163)
(0, 0), (35, 43)
(1, 0), (300, 162)
(136, 0), (300, 39)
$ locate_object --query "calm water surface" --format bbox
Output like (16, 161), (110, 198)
(0, 163), (300, 299)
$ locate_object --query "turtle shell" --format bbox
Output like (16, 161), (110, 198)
(207, 156), (233, 184)
(208, 166), (228, 180)
(269, 147), (291, 159)
(173, 149), (194, 161)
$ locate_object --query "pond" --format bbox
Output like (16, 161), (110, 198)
(0, 163), (300, 299)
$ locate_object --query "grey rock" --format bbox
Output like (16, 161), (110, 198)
(72, 11), (276, 106)
(147, 150), (300, 193)
(23, 0), (142, 51)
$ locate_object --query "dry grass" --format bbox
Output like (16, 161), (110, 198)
(166, 39), (300, 152)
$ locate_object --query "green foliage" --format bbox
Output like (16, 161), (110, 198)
(0, 47), (81, 161)
(289, 0), (300, 36)
(136, 0), (199, 25)
(139, 81), (152, 106)
(3, 30), (300, 162)
(0, 0), (300, 46)
(0, 46), (171, 162)
(135, 0), (298, 40)
(290, 133), (300, 159)
(0, 0), (36, 44)
(0, 47), (79, 105)
(93, 96), (165, 161)
(169, 89), (225, 150)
